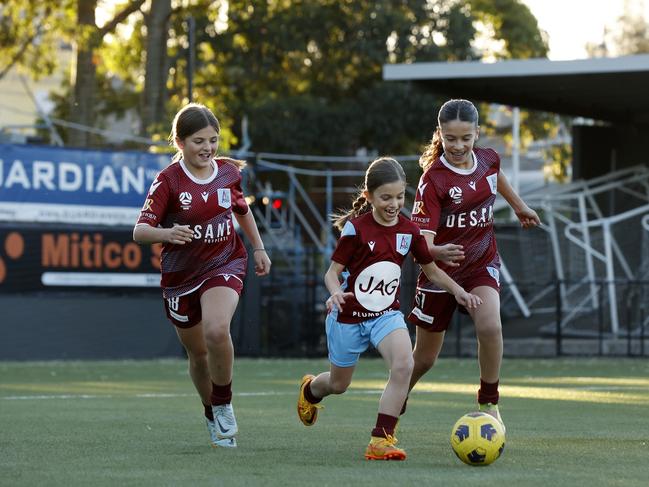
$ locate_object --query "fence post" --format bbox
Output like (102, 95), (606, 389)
(555, 279), (562, 356)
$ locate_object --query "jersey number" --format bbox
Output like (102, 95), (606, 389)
(167, 297), (180, 311)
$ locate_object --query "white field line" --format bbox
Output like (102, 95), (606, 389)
(0, 390), (385, 401)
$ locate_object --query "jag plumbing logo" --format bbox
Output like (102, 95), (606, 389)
(0, 232), (25, 284)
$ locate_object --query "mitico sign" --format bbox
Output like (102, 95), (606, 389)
(0, 227), (161, 291)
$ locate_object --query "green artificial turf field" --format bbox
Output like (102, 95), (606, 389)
(1, 358), (648, 486)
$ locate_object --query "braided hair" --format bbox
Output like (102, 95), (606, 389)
(332, 157), (406, 231)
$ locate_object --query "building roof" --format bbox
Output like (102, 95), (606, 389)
(383, 54), (649, 125)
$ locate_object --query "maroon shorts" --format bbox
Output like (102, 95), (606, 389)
(163, 274), (244, 328)
(407, 266), (500, 332)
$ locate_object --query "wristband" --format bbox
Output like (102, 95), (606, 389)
(253, 248), (266, 252)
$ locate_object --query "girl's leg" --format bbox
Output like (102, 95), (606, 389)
(410, 327), (445, 391)
(364, 328), (412, 461)
(467, 286), (502, 386)
(467, 286), (505, 429)
(199, 286), (241, 440)
(175, 322), (211, 406)
(297, 364), (354, 426)
(399, 327), (445, 416)
(309, 364), (355, 398)
(375, 328), (414, 417)
(200, 286), (240, 387)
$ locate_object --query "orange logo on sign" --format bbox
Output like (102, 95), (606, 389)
(0, 232), (25, 283)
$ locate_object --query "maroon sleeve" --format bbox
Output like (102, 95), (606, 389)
(136, 173), (170, 227)
(411, 172), (442, 233)
(231, 172), (250, 215)
(330, 221), (359, 266)
(410, 226), (434, 265)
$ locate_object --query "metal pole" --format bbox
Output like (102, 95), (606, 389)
(511, 107), (520, 221)
(556, 279), (562, 356)
(325, 168), (333, 259)
(603, 224), (619, 335)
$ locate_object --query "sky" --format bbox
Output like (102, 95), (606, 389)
(521, 0), (649, 60)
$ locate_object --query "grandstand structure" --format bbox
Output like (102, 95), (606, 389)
(378, 54), (649, 350)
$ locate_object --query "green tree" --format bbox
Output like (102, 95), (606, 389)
(7, 0), (550, 154)
(469, 0), (548, 59)
(0, 2), (75, 81)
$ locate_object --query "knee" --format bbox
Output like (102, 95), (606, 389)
(186, 348), (208, 368)
(329, 378), (351, 395)
(203, 321), (230, 347)
(476, 320), (502, 341)
(391, 355), (414, 380)
(413, 349), (438, 372)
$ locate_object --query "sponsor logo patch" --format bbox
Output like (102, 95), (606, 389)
(217, 188), (231, 209)
(486, 173), (498, 194)
(396, 233), (412, 256)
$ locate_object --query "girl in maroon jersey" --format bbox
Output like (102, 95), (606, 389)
(296, 157), (482, 460)
(406, 99), (540, 429)
(133, 103), (271, 448)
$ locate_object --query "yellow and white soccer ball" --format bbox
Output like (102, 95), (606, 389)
(450, 411), (505, 466)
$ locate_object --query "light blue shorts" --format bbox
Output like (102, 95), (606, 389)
(325, 310), (408, 367)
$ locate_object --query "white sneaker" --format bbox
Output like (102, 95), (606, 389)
(211, 403), (238, 439)
(206, 418), (238, 448)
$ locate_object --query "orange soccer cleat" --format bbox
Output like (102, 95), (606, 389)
(364, 434), (406, 461)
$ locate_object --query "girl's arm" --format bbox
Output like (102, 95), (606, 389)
(497, 171), (541, 228)
(133, 223), (193, 245)
(422, 231), (464, 267)
(234, 210), (271, 276)
(419, 261), (482, 309)
(324, 261), (354, 312)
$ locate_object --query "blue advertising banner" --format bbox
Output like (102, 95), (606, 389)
(0, 144), (171, 225)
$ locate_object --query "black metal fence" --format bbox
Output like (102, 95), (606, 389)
(232, 249), (649, 358)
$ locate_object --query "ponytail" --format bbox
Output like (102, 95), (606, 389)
(331, 193), (371, 231)
(419, 127), (443, 172)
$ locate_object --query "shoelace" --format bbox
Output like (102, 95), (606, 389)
(382, 430), (399, 447)
(300, 401), (323, 415)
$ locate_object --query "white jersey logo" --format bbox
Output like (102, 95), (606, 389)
(449, 186), (463, 204)
(486, 173), (498, 194)
(354, 261), (401, 312)
(396, 233), (412, 256)
(201, 191), (209, 202)
(217, 188), (232, 209)
(179, 192), (192, 209)
(368, 241), (376, 251)
(469, 181), (476, 190)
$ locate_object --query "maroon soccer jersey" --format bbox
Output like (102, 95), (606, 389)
(331, 212), (433, 324)
(411, 147), (501, 291)
(136, 157), (249, 298)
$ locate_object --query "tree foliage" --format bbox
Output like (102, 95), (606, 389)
(0, 1), (76, 81)
(3, 0), (550, 154)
